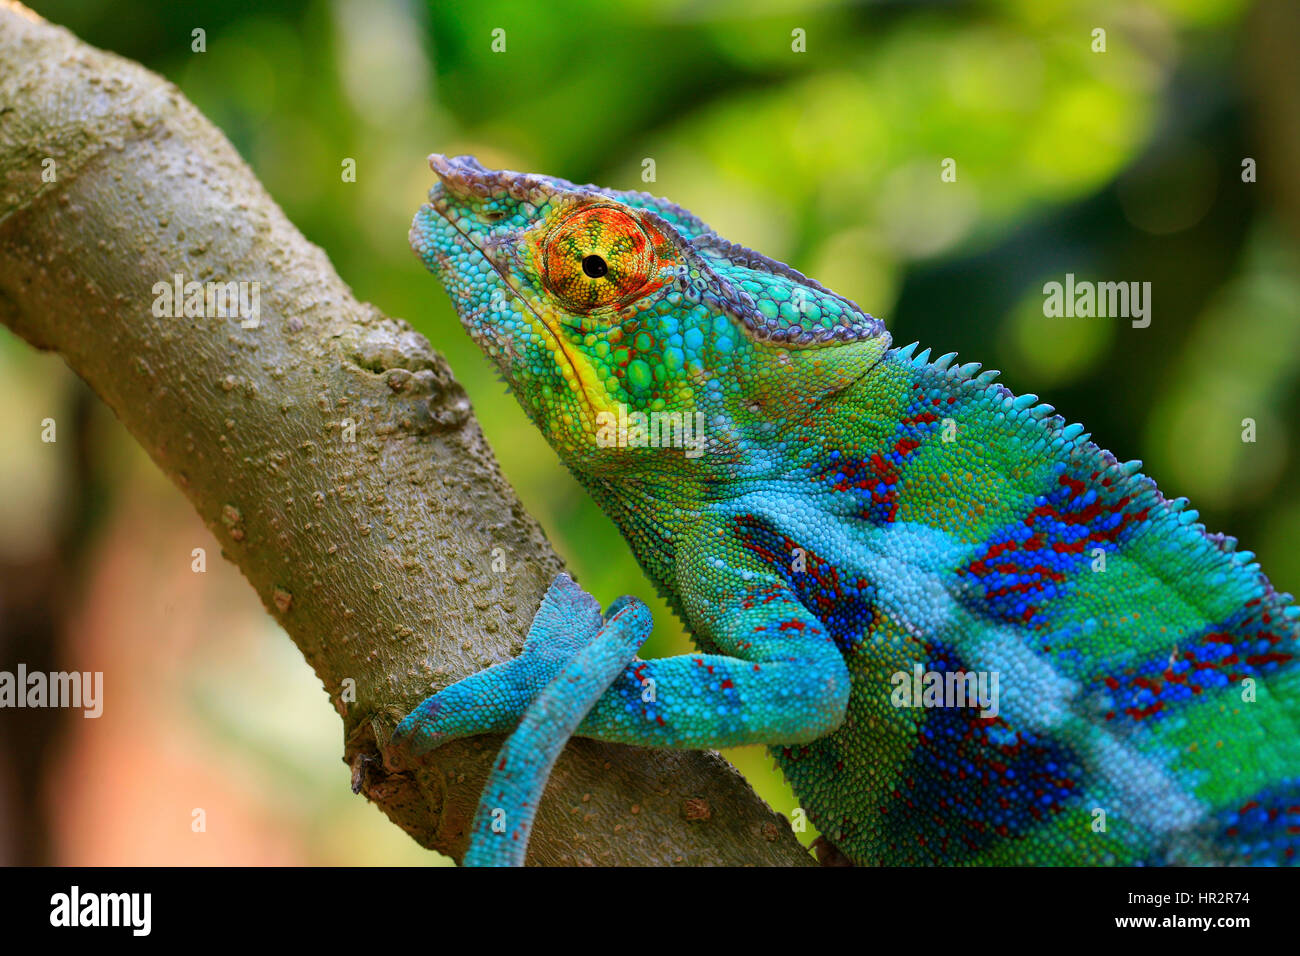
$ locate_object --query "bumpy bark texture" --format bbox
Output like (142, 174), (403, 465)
(0, 2), (812, 866)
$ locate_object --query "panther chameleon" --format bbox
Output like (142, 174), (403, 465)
(392, 154), (1300, 867)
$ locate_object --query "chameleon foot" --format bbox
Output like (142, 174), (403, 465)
(390, 572), (604, 760)
(463, 595), (651, 866)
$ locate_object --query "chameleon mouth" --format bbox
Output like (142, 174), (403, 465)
(420, 158), (606, 433)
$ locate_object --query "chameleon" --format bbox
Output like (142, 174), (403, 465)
(393, 153), (1300, 866)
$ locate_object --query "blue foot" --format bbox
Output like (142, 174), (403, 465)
(390, 573), (603, 757)
(464, 596), (651, 866)
(390, 573), (650, 865)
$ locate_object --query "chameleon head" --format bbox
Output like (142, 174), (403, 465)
(411, 154), (891, 475)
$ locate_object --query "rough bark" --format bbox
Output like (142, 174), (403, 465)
(0, 2), (812, 866)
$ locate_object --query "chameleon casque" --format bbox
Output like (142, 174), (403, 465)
(394, 153), (1300, 866)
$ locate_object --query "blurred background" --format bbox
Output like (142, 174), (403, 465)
(2, 0), (1298, 864)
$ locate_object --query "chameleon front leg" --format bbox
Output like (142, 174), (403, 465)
(569, 541), (851, 749)
(464, 596), (650, 866)
(391, 576), (651, 865)
(392, 536), (850, 864)
(390, 572), (605, 756)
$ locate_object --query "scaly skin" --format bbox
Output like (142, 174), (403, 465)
(393, 154), (1300, 866)
(461, 576), (650, 866)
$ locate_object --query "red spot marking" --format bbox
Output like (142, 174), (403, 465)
(1124, 702), (1164, 720)
(1246, 652), (1292, 668)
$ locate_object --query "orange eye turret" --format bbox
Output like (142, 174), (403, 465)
(542, 205), (667, 313)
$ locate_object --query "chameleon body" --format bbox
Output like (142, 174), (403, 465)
(395, 154), (1300, 866)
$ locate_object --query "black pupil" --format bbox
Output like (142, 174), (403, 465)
(582, 254), (608, 279)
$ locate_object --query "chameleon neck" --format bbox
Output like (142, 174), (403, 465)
(563, 344), (919, 613)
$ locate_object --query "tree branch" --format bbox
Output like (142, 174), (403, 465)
(0, 2), (811, 866)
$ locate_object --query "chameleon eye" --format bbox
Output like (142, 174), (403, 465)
(542, 205), (664, 313)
